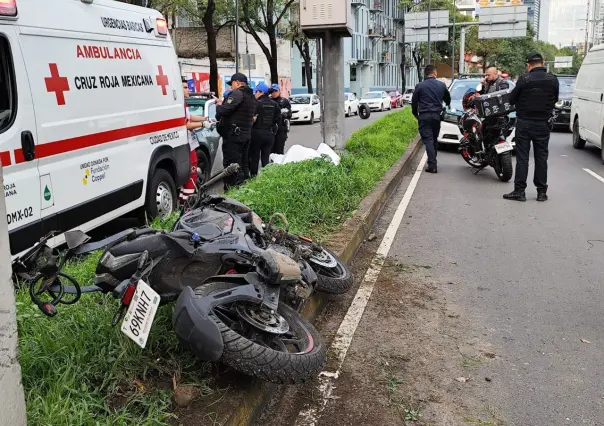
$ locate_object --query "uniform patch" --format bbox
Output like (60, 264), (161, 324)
(227, 97), (233, 104)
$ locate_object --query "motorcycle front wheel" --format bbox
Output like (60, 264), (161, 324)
(459, 145), (486, 169)
(309, 247), (355, 294)
(196, 281), (326, 384)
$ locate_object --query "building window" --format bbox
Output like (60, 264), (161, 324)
(351, 65), (357, 82)
(301, 64), (313, 86)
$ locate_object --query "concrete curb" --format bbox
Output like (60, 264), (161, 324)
(225, 134), (423, 426)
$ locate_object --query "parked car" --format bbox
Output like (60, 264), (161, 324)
(290, 94), (321, 124)
(551, 75), (576, 131)
(185, 94), (221, 185)
(438, 78), (516, 147)
(402, 87), (415, 104)
(571, 45), (604, 161)
(360, 91), (392, 111)
(388, 90), (403, 108)
(344, 92), (360, 116)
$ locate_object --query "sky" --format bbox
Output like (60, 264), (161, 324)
(546, 0), (590, 47)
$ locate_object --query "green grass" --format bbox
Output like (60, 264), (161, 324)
(229, 108), (417, 239)
(17, 108), (417, 425)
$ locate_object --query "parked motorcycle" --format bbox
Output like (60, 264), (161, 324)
(13, 165), (352, 384)
(457, 89), (514, 182)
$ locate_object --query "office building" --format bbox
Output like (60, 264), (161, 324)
(525, 0), (541, 37)
(290, 0), (419, 96)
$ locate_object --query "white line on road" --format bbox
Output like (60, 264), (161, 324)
(295, 152), (428, 426)
(583, 168), (604, 184)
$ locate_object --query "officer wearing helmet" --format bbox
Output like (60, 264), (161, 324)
(269, 84), (292, 155)
(249, 83), (280, 177)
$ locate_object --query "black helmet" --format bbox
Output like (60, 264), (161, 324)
(462, 89), (478, 110)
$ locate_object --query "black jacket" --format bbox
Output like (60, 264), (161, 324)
(411, 77), (451, 117)
(480, 76), (509, 94)
(216, 86), (257, 140)
(509, 67), (559, 122)
(273, 96), (292, 133)
(253, 94), (280, 133)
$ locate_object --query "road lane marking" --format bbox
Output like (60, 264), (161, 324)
(295, 152), (428, 426)
(583, 168), (604, 184)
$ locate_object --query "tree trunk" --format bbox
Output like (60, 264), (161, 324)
(295, 41), (314, 93)
(268, 32), (279, 83)
(202, 0), (219, 94)
(413, 49), (423, 82)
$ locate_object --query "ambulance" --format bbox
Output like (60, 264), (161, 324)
(0, 0), (191, 256)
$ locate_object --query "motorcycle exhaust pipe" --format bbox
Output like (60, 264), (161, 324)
(198, 163), (240, 191)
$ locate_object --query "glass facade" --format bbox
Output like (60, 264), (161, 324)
(547, 0), (588, 48)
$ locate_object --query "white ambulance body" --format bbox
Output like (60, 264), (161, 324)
(0, 0), (190, 256)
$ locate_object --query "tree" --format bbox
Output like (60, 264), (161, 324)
(285, 10), (313, 93)
(240, 0), (296, 83)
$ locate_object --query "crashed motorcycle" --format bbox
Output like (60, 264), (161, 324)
(457, 89), (515, 182)
(13, 166), (351, 384)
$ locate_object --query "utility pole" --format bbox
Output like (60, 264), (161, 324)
(427, 0), (431, 64)
(316, 39), (325, 145)
(585, 0), (591, 56)
(0, 162), (27, 426)
(458, 26), (466, 74)
(322, 32), (345, 150)
(451, 0), (456, 81)
(235, 0), (240, 72)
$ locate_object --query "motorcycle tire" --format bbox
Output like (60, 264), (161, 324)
(358, 104), (371, 119)
(196, 281), (326, 384)
(309, 248), (354, 294)
(459, 142), (486, 169)
(495, 152), (513, 182)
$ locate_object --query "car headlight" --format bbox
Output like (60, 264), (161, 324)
(444, 113), (459, 124)
(555, 100), (572, 109)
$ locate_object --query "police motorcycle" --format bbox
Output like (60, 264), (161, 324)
(457, 85), (515, 182)
(12, 165), (351, 384)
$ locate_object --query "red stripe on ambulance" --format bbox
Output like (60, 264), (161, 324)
(13, 117), (186, 164)
(0, 151), (11, 166)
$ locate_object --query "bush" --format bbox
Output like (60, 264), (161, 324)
(17, 108), (418, 425)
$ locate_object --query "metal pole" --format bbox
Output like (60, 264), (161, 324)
(585, 0), (590, 56)
(451, 0), (456, 81)
(0, 162), (27, 426)
(459, 26), (466, 74)
(235, 0), (240, 72)
(427, 0), (431, 64)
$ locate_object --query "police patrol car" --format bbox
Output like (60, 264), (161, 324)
(0, 0), (190, 256)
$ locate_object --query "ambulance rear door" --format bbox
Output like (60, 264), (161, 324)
(0, 18), (42, 255)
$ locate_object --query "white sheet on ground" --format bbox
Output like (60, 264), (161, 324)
(269, 143), (340, 165)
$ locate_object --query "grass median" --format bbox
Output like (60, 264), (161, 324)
(15, 108), (418, 426)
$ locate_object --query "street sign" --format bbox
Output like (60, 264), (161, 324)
(554, 56), (573, 68)
(404, 10), (450, 43)
(478, 5), (528, 39)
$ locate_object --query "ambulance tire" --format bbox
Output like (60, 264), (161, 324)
(145, 168), (177, 220)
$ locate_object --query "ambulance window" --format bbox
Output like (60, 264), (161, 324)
(207, 103), (216, 119)
(0, 36), (16, 133)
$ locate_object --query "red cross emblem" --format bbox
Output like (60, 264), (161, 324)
(156, 65), (169, 96)
(45, 63), (70, 106)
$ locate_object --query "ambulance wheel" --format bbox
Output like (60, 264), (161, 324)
(146, 168), (177, 220)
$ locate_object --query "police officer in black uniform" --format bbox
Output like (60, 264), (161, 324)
(411, 65), (451, 173)
(216, 73), (257, 190)
(504, 53), (559, 202)
(249, 82), (280, 177)
(269, 84), (292, 155)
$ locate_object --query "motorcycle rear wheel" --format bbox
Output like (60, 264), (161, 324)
(196, 281), (326, 384)
(494, 152), (513, 182)
(309, 248), (355, 294)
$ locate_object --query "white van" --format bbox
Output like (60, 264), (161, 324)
(0, 0), (191, 256)
(570, 44), (604, 161)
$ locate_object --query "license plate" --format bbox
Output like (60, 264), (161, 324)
(121, 280), (161, 349)
(494, 141), (513, 154)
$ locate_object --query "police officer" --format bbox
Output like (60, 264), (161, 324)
(504, 52), (559, 202)
(269, 84), (292, 155)
(411, 65), (451, 173)
(216, 73), (257, 190)
(249, 83), (280, 177)
(480, 66), (509, 94)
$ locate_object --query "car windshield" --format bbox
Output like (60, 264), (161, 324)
(404, 89), (414, 94)
(558, 77), (576, 95)
(189, 106), (204, 116)
(388, 91), (398, 96)
(290, 96), (311, 104)
(364, 92), (381, 99)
